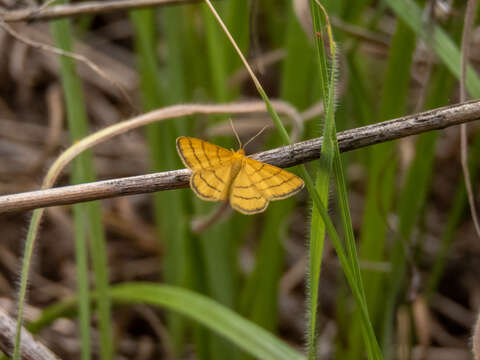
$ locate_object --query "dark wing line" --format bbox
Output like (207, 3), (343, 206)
(245, 162), (265, 176)
(242, 160), (304, 200)
(176, 137), (194, 169)
(229, 162), (270, 214)
(241, 162), (268, 199)
(198, 173), (221, 193)
(188, 138), (204, 169)
(212, 169), (225, 184)
(190, 173), (220, 201)
(234, 167), (284, 189)
(201, 140), (213, 168)
(257, 175), (296, 191)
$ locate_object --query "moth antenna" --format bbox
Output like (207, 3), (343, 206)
(242, 124), (269, 149)
(230, 119), (243, 148)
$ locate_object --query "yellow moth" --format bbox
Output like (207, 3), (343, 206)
(176, 135), (304, 215)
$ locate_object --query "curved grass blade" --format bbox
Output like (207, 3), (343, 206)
(29, 283), (306, 360)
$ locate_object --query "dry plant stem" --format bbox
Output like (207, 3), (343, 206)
(412, 296), (431, 360)
(0, 20), (133, 107)
(0, 309), (58, 360)
(467, 6), (480, 356)
(474, 310), (480, 360)
(2, 99), (480, 213)
(44, 100), (300, 190)
(396, 306), (410, 360)
(20, 23), (138, 99)
(0, 100), (300, 213)
(0, 0), (200, 22)
(456, 3), (480, 357)
(460, 0), (480, 239)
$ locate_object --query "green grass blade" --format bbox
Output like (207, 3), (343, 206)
(225, 0), (250, 72)
(129, 7), (191, 352)
(196, 219), (238, 360)
(239, 8), (313, 359)
(72, 204), (91, 360)
(203, 3), (229, 101)
(281, 7), (316, 112)
(29, 283), (306, 360)
(309, 3), (381, 358)
(348, 16), (416, 359)
(182, 5), (208, 96)
(239, 202), (290, 337)
(204, 1), (380, 357)
(374, 19), (416, 357)
(380, 21), (460, 358)
(160, 7), (188, 108)
(112, 284), (298, 360)
(47, 10), (113, 360)
(300, 163), (382, 360)
(14, 210), (45, 360)
(307, 2), (335, 357)
(382, 19), (461, 324)
(327, 42), (382, 360)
